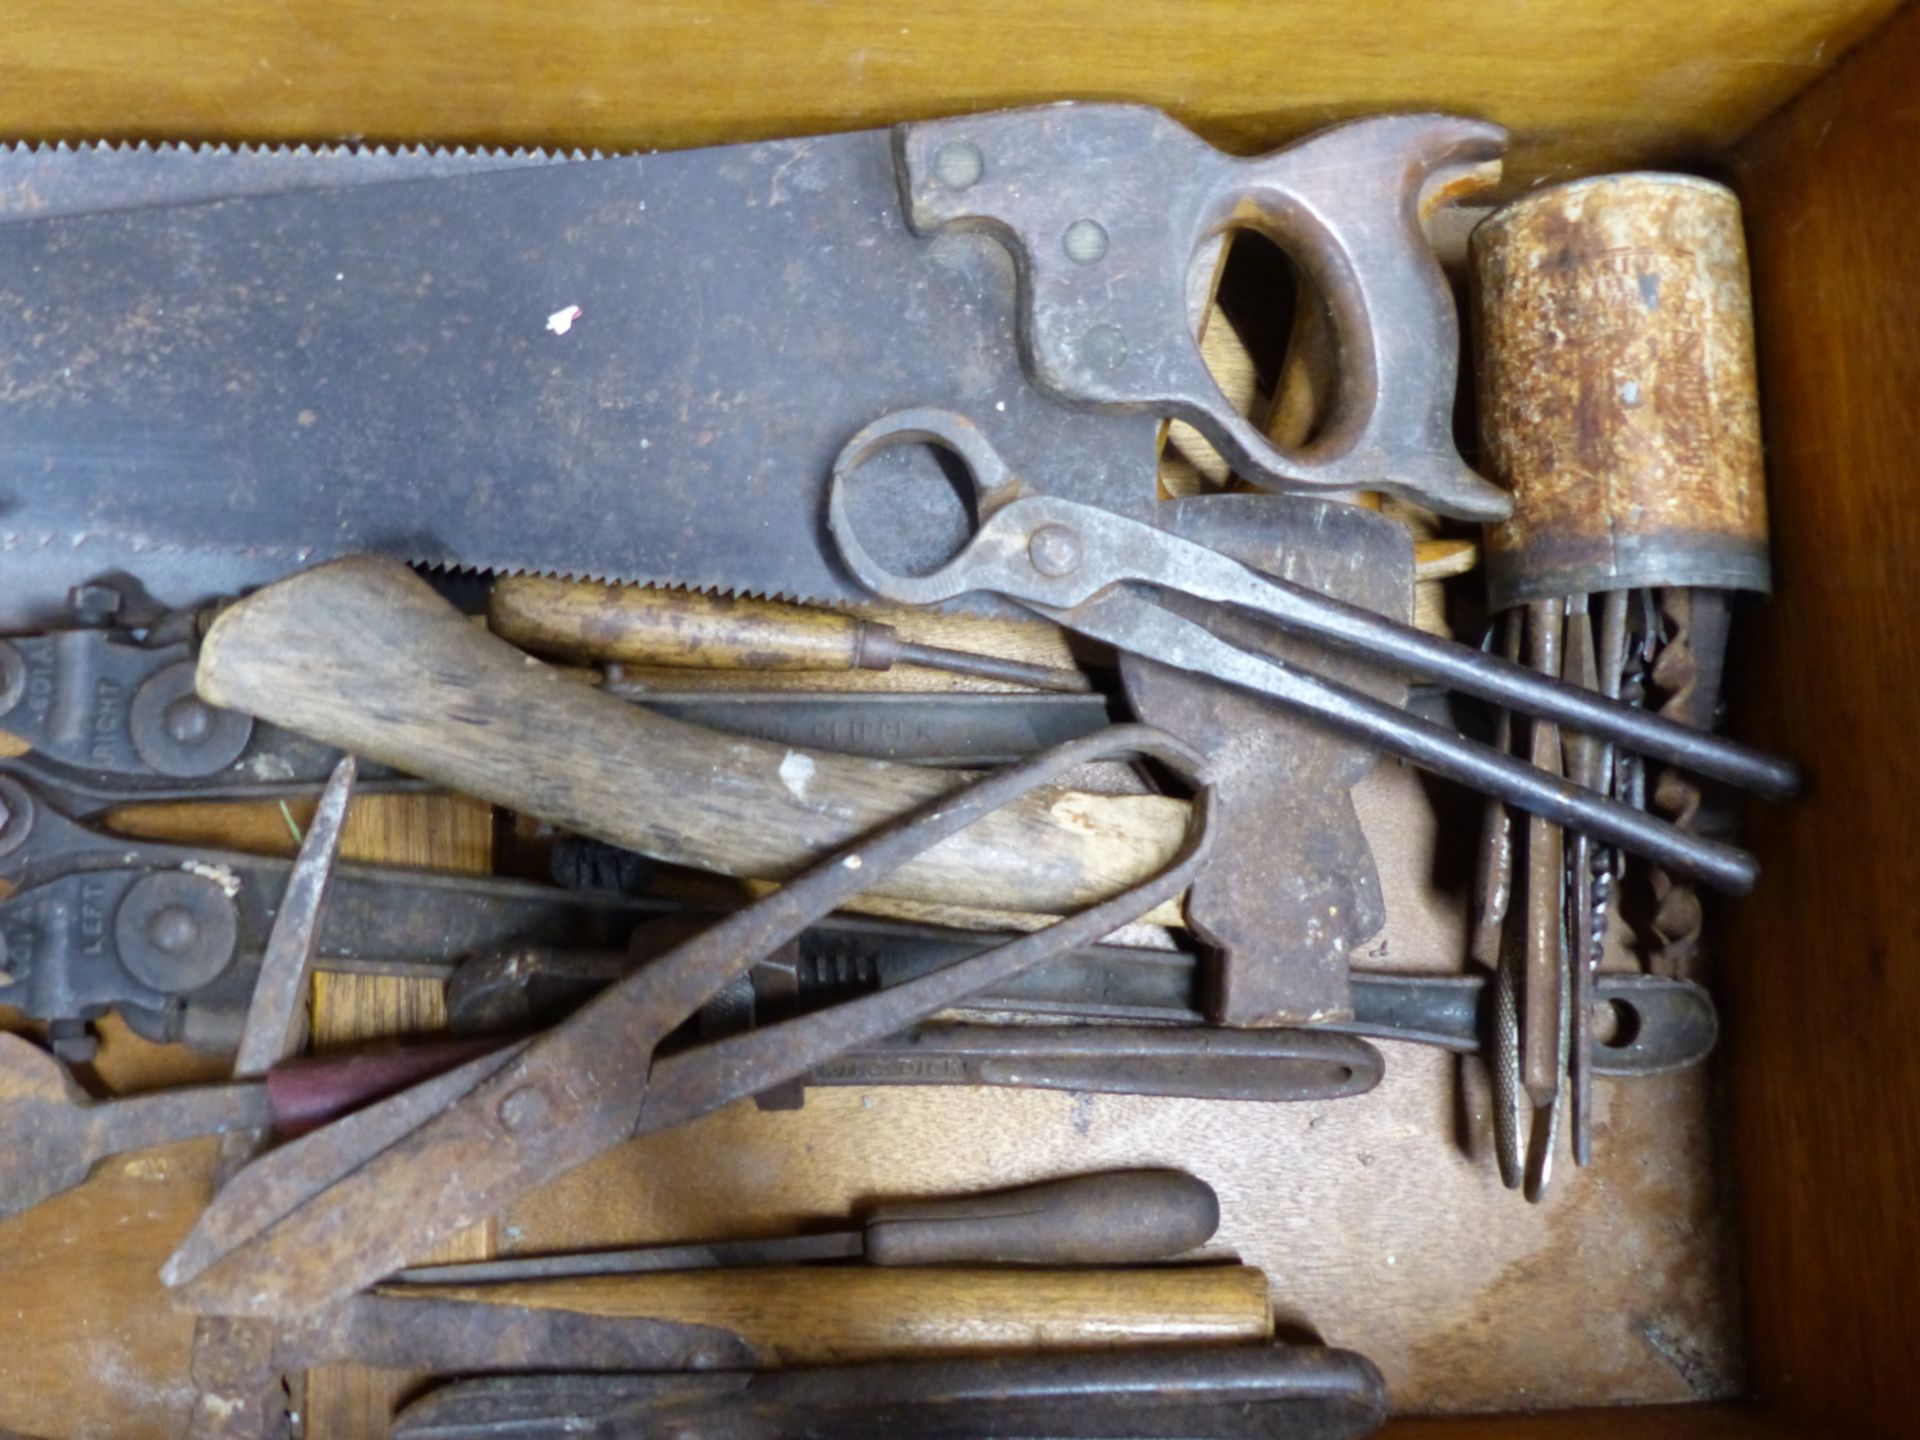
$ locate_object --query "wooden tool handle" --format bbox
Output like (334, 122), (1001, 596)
(389, 1264), (1271, 1366)
(197, 558), (1188, 913)
(266, 1038), (503, 1137)
(491, 576), (881, 671)
(861, 1169), (1219, 1267)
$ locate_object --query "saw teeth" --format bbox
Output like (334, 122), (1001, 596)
(408, 556), (824, 607)
(2, 136), (615, 163)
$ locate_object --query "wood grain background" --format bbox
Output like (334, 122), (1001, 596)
(0, 1), (1900, 186)
(1726, 4), (1920, 1436)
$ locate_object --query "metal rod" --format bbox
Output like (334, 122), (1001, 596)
(393, 1231), (864, 1285)
(893, 638), (1093, 692)
(1520, 601), (1565, 1111)
(1205, 560), (1797, 801)
(1067, 593), (1760, 892)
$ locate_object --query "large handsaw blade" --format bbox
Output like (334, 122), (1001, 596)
(0, 132), (1160, 629)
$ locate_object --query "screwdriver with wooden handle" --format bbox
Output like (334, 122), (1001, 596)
(392, 1169), (1219, 1285)
(490, 575), (1092, 692)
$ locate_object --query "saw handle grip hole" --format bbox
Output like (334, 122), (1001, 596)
(1196, 227), (1342, 461)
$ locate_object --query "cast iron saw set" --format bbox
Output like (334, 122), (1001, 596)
(0, 103), (1796, 1439)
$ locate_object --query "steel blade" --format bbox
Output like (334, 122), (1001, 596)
(391, 1229), (865, 1286)
(273, 1293), (758, 1374)
(0, 131), (1160, 628)
(0, 138), (578, 223)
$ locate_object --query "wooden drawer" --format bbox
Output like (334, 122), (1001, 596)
(0, 3), (1911, 1436)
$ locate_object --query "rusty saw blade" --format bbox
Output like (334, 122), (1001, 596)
(0, 128), (1153, 628)
(0, 106), (1506, 630)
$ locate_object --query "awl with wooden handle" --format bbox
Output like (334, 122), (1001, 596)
(491, 576), (1092, 692)
(394, 1170), (1218, 1284)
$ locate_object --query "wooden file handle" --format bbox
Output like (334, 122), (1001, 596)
(386, 1263), (1271, 1366)
(861, 1169), (1219, 1267)
(491, 576), (885, 671)
(490, 575), (1093, 691)
(196, 558), (1189, 913)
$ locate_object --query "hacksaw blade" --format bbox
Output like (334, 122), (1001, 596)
(0, 131), (1162, 628)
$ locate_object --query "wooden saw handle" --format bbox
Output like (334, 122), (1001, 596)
(195, 558), (1189, 913)
(386, 1263), (1271, 1366)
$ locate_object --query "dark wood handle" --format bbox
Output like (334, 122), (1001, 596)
(266, 1038), (503, 1137)
(196, 557), (1187, 913)
(861, 1169), (1219, 1267)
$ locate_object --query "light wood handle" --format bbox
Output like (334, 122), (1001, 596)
(491, 576), (874, 671)
(387, 1264), (1271, 1366)
(196, 558), (1189, 913)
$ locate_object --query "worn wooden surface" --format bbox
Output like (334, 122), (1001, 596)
(196, 558), (1194, 916)
(0, 0), (1895, 189)
(493, 580), (1091, 695)
(1386, 1408), (1808, 1439)
(1724, 6), (1920, 1436)
(396, 1265), (1273, 1365)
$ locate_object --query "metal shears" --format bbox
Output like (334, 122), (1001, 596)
(163, 726), (1224, 1318)
(827, 408), (1801, 895)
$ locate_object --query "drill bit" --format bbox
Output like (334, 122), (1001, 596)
(1648, 588), (1735, 977)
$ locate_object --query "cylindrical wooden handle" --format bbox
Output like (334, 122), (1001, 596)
(861, 1169), (1219, 1267)
(266, 1038), (503, 1137)
(490, 577), (879, 671)
(1472, 174), (1770, 609)
(388, 1264), (1271, 1366)
(196, 558), (1188, 912)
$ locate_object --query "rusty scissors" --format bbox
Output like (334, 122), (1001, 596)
(163, 725), (1238, 1318)
(827, 407), (1801, 896)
